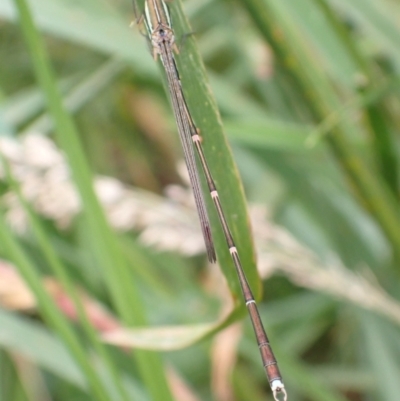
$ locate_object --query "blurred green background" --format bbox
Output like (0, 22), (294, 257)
(1, 0), (400, 400)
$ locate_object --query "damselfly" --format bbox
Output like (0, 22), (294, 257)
(134, 1), (287, 399)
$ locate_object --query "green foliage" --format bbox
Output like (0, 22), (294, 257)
(1, 0), (400, 400)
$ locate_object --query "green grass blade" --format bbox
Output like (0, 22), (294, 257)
(168, 0), (261, 300)
(22, 58), (126, 135)
(237, 0), (400, 262)
(225, 118), (313, 150)
(0, 209), (110, 401)
(361, 312), (400, 400)
(314, 0), (399, 197)
(2, 159), (131, 401)
(12, 0), (173, 400)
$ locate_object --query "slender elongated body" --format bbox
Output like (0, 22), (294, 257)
(139, 1), (287, 399)
(144, 0), (216, 262)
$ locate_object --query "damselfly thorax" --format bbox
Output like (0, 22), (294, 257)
(144, 0), (178, 59)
